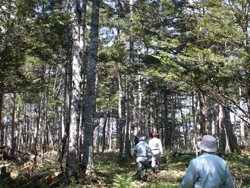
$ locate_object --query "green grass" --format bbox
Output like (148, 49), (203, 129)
(1, 149), (250, 187)
(88, 150), (250, 188)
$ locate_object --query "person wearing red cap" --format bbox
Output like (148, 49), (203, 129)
(148, 132), (163, 173)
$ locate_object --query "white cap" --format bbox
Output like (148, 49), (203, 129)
(198, 135), (217, 152)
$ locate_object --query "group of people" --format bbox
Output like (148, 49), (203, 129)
(133, 132), (163, 181)
(133, 133), (234, 188)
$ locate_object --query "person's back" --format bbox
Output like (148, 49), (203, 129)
(134, 141), (151, 157)
(148, 132), (163, 173)
(148, 137), (163, 154)
(180, 152), (233, 188)
(133, 136), (152, 180)
(180, 135), (234, 188)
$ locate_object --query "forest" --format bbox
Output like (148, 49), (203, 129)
(0, 0), (250, 187)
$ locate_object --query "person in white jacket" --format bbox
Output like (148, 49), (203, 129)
(148, 132), (163, 173)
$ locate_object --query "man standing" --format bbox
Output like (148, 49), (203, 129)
(180, 135), (234, 188)
(148, 132), (163, 173)
(133, 136), (153, 181)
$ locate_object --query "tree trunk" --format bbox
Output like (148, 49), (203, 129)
(82, 0), (100, 174)
(108, 111), (112, 150)
(66, 0), (83, 178)
(94, 124), (100, 153)
(57, 63), (69, 167)
(34, 94), (42, 165)
(43, 86), (49, 153)
(16, 105), (22, 152)
(164, 92), (170, 149)
(147, 95), (152, 133)
(138, 75), (142, 135)
(58, 61), (72, 169)
(0, 91), (4, 147)
(79, 0), (87, 164)
(218, 104), (226, 152)
(239, 88), (245, 145)
(198, 91), (206, 137)
(180, 105), (187, 148)
(223, 105), (238, 152)
(102, 114), (107, 153)
(209, 99), (218, 136)
(9, 93), (16, 156)
(124, 77), (131, 156)
(192, 92), (198, 152)
(117, 70), (124, 156)
(171, 92), (176, 148)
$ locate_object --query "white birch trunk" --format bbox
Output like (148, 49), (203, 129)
(67, 0), (82, 177)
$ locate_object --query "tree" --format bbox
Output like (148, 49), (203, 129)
(66, 0), (83, 178)
(0, 1), (30, 142)
(82, 0), (100, 174)
(157, 0), (250, 128)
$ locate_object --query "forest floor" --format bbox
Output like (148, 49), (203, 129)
(0, 148), (250, 188)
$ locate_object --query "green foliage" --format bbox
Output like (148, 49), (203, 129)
(1, 0), (71, 97)
(145, 182), (179, 188)
(0, 177), (12, 188)
(1, 150), (250, 187)
(112, 174), (135, 188)
(151, 0), (250, 121)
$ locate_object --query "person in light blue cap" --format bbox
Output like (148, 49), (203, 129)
(180, 135), (234, 188)
(133, 135), (153, 181)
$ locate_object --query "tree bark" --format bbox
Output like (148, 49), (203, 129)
(67, 0), (82, 178)
(82, 0), (100, 174)
(164, 92), (171, 149)
(218, 104), (226, 152)
(34, 94), (42, 166)
(198, 91), (206, 137)
(192, 92), (198, 152)
(57, 63), (69, 167)
(138, 75), (142, 135)
(79, 0), (87, 164)
(171, 92), (176, 148)
(9, 93), (16, 156)
(102, 113), (107, 153)
(117, 70), (124, 156)
(223, 105), (238, 152)
(0, 91), (4, 147)
(239, 88), (245, 145)
(124, 77), (131, 156)
(108, 111), (112, 150)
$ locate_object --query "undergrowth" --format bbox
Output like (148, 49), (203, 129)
(0, 149), (250, 187)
